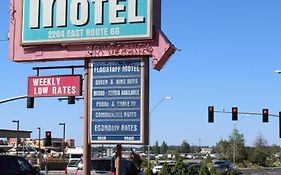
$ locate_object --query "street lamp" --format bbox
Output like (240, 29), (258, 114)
(59, 123), (66, 154)
(37, 127), (41, 151)
(12, 120), (19, 156)
(148, 96), (172, 167)
(274, 70), (281, 74)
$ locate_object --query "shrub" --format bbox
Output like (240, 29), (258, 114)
(144, 167), (153, 175)
(199, 164), (211, 175)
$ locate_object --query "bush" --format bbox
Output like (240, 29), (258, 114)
(186, 165), (198, 175)
(158, 163), (172, 175)
(199, 164), (211, 175)
(144, 167), (153, 175)
(229, 169), (242, 175)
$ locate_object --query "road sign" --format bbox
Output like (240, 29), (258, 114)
(28, 75), (82, 97)
(21, 0), (152, 45)
(91, 58), (149, 144)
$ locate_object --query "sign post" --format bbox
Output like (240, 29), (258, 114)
(83, 59), (91, 175)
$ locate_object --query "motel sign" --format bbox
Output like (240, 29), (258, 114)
(22, 0), (152, 44)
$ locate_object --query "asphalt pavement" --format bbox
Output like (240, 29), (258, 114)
(40, 171), (65, 175)
(239, 167), (281, 175)
(41, 168), (281, 175)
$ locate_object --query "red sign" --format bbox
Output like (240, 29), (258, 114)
(28, 75), (82, 97)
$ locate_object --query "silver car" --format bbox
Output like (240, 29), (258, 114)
(75, 157), (140, 175)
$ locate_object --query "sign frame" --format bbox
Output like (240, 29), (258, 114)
(21, 0), (153, 45)
(27, 74), (82, 97)
(90, 57), (149, 144)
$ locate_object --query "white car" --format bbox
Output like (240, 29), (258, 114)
(65, 158), (82, 175)
(152, 161), (176, 174)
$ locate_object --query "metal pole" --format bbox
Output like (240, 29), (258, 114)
(279, 112), (281, 138)
(63, 124), (65, 150)
(37, 127), (41, 171)
(116, 144), (122, 175)
(147, 111), (151, 167)
(233, 135), (236, 164)
(12, 120), (19, 156)
(147, 97), (172, 167)
(16, 122), (19, 156)
(83, 59), (91, 175)
(37, 127), (41, 151)
(59, 123), (66, 154)
(0, 95), (27, 104)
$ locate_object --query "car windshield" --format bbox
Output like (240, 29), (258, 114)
(68, 159), (80, 167)
(214, 161), (228, 165)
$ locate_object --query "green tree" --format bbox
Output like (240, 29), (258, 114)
(254, 133), (268, 151)
(215, 139), (230, 160)
(144, 167), (153, 175)
(158, 163), (172, 175)
(179, 140), (191, 153)
(266, 144), (281, 167)
(142, 145), (148, 154)
(248, 134), (268, 166)
(160, 141), (169, 154)
(129, 151), (142, 170)
(151, 141), (160, 154)
(186, 165), (198, 175)
(171, 156), (187, 175)
(228, 128), (247, 163)
(199, 164), (211, 175)
(204, 154), (213, 164)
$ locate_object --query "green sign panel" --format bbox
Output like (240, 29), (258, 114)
(22, 0), (152, 45)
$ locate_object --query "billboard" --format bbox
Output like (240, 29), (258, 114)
(28, 75), (82, 97)
(22, 0), (152, 45)
(90, 58), (149, 144)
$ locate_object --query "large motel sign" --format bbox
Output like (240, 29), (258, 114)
(22, 0), (152, 44)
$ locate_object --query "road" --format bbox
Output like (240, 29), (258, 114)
(42, 168), (281, 175)
(40, 171), (65, 175)
(240, 167), (281, 175)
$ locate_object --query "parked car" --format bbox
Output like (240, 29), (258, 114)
(65, 158), (82, 175)
(0, 155), (41, 175)
(74, 157), (142, 175)
(152, 161), (176, 174)
(184, 162), (202, 171)
(213, 160), (232, 172)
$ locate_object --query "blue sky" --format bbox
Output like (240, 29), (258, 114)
(1, 0), (281, 147)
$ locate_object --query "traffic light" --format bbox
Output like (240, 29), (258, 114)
(68, 96), (75, 104)
(27, 97), (34, 108)
(45, 131), (52, 147)
(262, 109), (269, 123)
(232, 107), (238, 121)
(208, 106), (214, 123)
